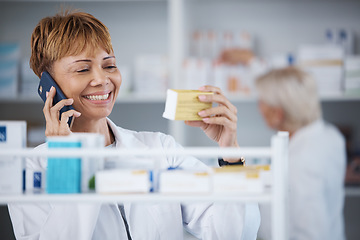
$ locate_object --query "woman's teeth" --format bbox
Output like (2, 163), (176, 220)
(85, 93), (109, 101)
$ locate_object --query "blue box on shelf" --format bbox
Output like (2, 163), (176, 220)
(46, 137), (82, 194)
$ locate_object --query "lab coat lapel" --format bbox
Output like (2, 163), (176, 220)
(106, 118), (150, 150)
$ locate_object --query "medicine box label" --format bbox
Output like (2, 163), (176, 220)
(0, 126), (6, 142)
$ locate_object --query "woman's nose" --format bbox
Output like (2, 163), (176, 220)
(90, 68), (109, 86)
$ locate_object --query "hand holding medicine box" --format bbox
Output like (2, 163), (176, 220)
(162, 89), (213, 121)
(0, 121), (26, 194)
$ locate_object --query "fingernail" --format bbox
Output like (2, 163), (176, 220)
(46, 91), (49, 98)
(50, 86), (54, 91)
(198, 95), (206, 101)
(198, 111), (205, 117)
(74, 112), (81, 117)
(202, 118), (210, 123)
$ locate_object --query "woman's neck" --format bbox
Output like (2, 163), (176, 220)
(70, 117), (114, 146)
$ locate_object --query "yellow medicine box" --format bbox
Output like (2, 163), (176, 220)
(162, 89), (213, 121)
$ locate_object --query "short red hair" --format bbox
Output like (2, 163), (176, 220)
(30, 10), (113, 78)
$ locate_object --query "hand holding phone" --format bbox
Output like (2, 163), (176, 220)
(38, 71), (76, 128)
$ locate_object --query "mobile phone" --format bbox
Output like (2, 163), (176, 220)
(38, 71), (75, 127)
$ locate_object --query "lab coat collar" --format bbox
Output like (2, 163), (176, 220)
(106, 118), (150, 150)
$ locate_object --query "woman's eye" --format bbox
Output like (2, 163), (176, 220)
(105, 65), (117, 69)
(77, 69), (89, 73)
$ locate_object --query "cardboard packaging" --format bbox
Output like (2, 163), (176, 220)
(162, 89), (213, 121)
(159, 169), (211, 194)
(96, 169), (151, 194)
(212, 166), (265, 193)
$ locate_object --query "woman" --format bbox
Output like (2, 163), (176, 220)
(8, 11), (260, 239)
(255, 67), (346, 240)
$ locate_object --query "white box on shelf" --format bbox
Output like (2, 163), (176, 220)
(182, 58), (211, 90)
(297, 44), (345, 95)
(20, 58), (39, 97)
(344, 56), (360, 96)
(134, 55), (168, 95)
(0, 60), (18, 99)
(212, 166), (264, 194)
(96, 169), (150, 194)
(0, 121), (27, 194)
(159, 169), (211, 194)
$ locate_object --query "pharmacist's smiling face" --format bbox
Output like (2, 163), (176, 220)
(51, 47), (122, 121)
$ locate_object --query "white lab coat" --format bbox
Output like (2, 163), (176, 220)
(8, 118), (260, 240)
(258, 120), (346, 240)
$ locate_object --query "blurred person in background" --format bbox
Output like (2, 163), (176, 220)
(219, 47), (346, 239)
(255, 67), (346, 240)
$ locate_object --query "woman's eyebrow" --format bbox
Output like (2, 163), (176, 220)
(72, 59), (91, 63)
(103, 56), (115, 60)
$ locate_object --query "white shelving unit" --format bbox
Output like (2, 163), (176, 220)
(0, 132), (289, 240)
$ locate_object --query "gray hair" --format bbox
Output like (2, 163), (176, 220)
(255, 67), (322, 131)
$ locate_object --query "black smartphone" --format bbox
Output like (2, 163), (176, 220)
(38, 71), (75, 127)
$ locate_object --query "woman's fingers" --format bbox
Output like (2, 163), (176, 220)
(59, 110), (81, 132)
(198, 86), (237, 114)
(42, 86), (81, 137)
(198, 105), (237, 123)
(197, 86), (238, 124)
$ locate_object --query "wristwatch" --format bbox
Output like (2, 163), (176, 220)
(218, 157), (245, 167)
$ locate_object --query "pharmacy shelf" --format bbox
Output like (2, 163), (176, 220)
(0, 191), (272, 205)
(0, 133), (289, 240)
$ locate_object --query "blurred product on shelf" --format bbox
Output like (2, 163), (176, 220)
(212, 165), (269, 194)
(185, 29), (267, 96)
(0, 121), (26, 194)
(325, 28), (355, 56)
(344, 56), (360, 96)
(20, 57), (38, 98)
(182, 58), (211, 89)
(297, 44), (345, 96)
(96, 169), (151, 194)
(0, 43), (20, 99)
(117, 65), (131, 97)
(159, 169), (211, 193)
(134, 55), (168, 95)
